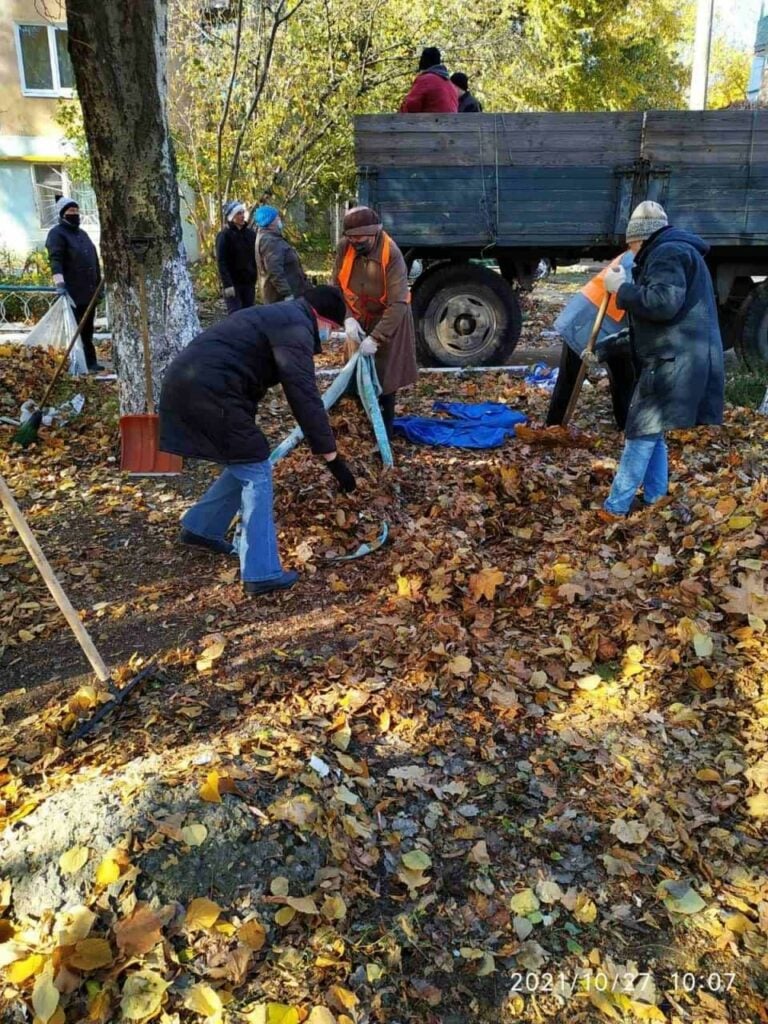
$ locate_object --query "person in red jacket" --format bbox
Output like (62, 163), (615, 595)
(399, 47), (459, 114)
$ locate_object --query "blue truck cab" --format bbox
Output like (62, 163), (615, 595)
(355, 110), (768, 367)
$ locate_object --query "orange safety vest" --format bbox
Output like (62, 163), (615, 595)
(337, 232), (411, 323)
(580, 255), (626, 322)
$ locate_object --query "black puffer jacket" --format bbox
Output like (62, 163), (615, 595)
(255, 228), (307, 303)
(45, 221), (101, 305)
(159, 299), (335, 464)
(215, 222), (257, 288)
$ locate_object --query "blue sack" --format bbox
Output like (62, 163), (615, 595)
(433, 401), (528, 428)
(393, 416), (513, 449)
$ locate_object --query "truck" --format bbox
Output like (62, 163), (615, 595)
(354, 110), (768, 368)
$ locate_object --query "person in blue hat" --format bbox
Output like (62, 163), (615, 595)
(254, 205), (308, 304)
(215, 200), (257, 314)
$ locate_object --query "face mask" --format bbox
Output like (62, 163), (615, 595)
(64, 214), (80, 228)
(351, 237), (375, 255)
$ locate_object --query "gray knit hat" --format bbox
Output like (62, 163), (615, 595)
(626, 201), (668, 243)
(55, 196), (78, 218)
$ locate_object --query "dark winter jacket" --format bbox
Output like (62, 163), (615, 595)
(399, 66), (459, 113)
(457, 91), (482, 113)
(613, 226), (724, 439)
(255, 228), (308, 304)
(158, 299), (335, 464)
(45, 221), (101, 306)
(215, 222), (257, 289)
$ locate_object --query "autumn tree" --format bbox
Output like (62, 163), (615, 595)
(64, 0), (199, 414)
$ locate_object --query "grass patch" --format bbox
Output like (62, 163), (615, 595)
(725, 359), (768, 410)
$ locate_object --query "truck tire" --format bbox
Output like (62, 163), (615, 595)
(737, 281), (768, 369)
(412, 263), (522, 367)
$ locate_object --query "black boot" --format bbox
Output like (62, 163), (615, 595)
(179, 528), (235, 556)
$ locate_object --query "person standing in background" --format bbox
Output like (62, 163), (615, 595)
(450, 72), (483, 112)
(399, 47), (459, 113)
(215, 200), (257, 314)
(254, 205), (308, 304)
(46, 196), (102, 372)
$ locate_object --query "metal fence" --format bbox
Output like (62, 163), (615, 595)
(0, 285), (109, 330)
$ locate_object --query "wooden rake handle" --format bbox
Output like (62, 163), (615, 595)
(561, 291), (611, 427)
(0, 474), (111, 683)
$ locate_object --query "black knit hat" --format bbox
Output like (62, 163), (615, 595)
(418, 47), (441, 71)
(305, 285), (346, 328)
(450, 72), (468, 91)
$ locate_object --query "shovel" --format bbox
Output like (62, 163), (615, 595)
(119, 266), (182, 475)
(561, 292), (610, 427)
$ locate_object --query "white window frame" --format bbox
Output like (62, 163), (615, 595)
(14, 22), (74, 99)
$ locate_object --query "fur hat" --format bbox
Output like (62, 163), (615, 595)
(255, 205), (279, 229)
(56, 196), (78, 218)
(626, 201), (668, 243)
(342, 206), (381, 234)
(418, 47), (442, 71)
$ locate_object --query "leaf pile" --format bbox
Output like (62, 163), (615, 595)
(1, 290), (767, 1023)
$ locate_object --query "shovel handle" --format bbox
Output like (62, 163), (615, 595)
(561, 291), (611, 427)
(138, 272), (154, 415)
(0, 474), (111, 683)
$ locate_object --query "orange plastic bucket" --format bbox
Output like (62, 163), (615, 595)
(120, 414), (183, 475)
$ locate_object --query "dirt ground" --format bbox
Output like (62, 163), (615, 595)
(0, 275), (767, 1024)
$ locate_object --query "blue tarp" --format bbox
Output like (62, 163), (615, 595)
(393, 402), (527, 449)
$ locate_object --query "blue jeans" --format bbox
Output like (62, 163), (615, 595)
(604, 434), (668, 515)
(182, 461), (283, 582)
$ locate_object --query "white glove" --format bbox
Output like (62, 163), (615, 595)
(580, 348), (598, 366)
(345, 317), (364, 343)
(223, 286), (236, 298)
(603, 265), (627, 294)
(359, 335), (378, 356)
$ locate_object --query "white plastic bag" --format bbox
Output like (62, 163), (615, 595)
(24, 295), (88, 376)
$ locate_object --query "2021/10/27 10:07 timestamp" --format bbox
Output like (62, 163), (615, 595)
(506, 971), (736, 998)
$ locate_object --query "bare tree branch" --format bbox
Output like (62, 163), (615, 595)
(216, 0), (245, 227)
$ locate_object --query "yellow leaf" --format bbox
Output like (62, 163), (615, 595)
(237, 918), (267, 950)
(402, 850), (431, 871)
(469, 567), (505, 602)
(268, 793), (319, 827)
(320, 895), (347, 922)
(573, 892), (597, 924)
(727, 515), (753, 531)
(696, 768), (721, 783)
(285, 896), (318, 915)
(448, 654), (472, 677)
(185, 897), (222, 931)
(243, 1004), (300, 1024)
(628, 1001), (667, 1021)
(196, 640), (226, 672)
(67, 937), (114, 971)
(7, 952), (45, 984)
(0, 879), (11, 911)
(274, 906), (296, 926)
(32, 964), (59, 1023)
(270, 876), (290, 897)
(184, 983), (223, 1020)
(95, 856), (121, 887)
(307, 1010), (338, 1024)
(199, 770), (222, 803)
(747, 792), (768, 818)
(59, 845), (90, 875)
(181, 823), (208, 847)
(690, 666), (715, 690)
(56, 905), (95, 945)
(330, 725), (352, 751)
(328, 986), (358, 1012)
(120, 969), (169, 1020)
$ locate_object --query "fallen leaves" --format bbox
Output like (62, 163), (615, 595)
(58, 845), (89, 875)
(114, 904), (164, 957)
(468, 566), (505, 601)
(185, 897), (222, 931)
(120, 969), (169, 1020)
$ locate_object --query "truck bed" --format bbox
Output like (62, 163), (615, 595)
(355, 111), (768, 256)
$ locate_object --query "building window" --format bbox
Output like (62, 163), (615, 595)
(15, 23), (74, 97)
(31, 165), (98, 230)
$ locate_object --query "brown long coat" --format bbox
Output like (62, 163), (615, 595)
(332, 232), (418, 395)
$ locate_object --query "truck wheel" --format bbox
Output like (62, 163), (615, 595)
(738, 282), (768, 369)
(412, 263), (522, 367)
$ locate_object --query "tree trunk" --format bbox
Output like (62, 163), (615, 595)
(65, 0), (199, 414)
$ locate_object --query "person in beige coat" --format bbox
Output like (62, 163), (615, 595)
(333, 206), (418, 438)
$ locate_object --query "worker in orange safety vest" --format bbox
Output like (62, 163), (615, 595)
(333, 206), (418, 439)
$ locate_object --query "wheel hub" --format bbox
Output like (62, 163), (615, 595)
(434, 293), (497, 356)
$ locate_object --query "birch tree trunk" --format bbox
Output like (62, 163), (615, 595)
(65, 0), (199, 414)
